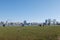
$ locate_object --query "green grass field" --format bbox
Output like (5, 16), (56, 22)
(0, 26), (60, 40)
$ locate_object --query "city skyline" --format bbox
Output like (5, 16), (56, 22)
(0, 0), (60, 22)
(0, 19), (60, 24)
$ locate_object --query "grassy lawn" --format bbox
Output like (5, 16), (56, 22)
(0, 26), (60, 40)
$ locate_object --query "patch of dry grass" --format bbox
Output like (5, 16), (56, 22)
(0, 26), (59, 40)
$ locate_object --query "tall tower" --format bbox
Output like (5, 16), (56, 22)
(53, 19), (56, 25)
(45, 19), (48, 25)
(24, 20), (27, 25)
(48, 19), (51, 25)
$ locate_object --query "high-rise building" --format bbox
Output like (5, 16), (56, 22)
(47, 19), (51, 25)
(24, 20), (27, 25)
(53, 19), (56, 25)
(45, 19), (48, 25)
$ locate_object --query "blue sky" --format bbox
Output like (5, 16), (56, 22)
(0, 0), (60, 22)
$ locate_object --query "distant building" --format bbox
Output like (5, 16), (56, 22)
(45, 19), (48, 25)
(48, 19), (51, 25)
(53, 19), (56, 25)
(24, 20), (27, 25)
(44, 19), (51, 25)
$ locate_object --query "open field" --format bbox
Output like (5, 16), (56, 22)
(0, 26), (60, 40)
